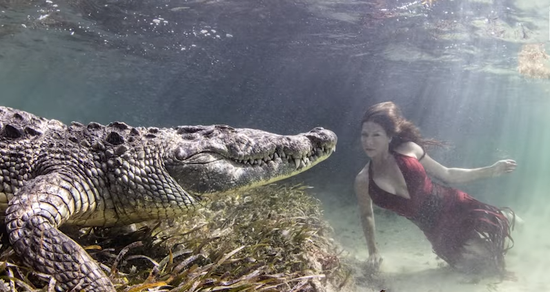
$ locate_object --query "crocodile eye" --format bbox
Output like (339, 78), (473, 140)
(174, 147), (188, 160)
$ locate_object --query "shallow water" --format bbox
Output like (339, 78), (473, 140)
(1, 0), (550, 291)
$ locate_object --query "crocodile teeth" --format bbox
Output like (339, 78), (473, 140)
(316, 148), (323, 156)
(294, 157), (301, 169)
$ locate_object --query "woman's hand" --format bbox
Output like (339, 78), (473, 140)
(491, 159), (517, 177)
(366, 252), (383, 273)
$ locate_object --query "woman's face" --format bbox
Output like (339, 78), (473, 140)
(361, 121), (391, 158)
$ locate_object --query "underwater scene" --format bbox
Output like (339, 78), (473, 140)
(0, 0), (549, 291)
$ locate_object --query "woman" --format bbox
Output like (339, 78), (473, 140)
(355, 101), (516, 277)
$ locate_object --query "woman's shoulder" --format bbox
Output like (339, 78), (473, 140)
(355, 162), (370, 185)
(394, 142), (425, 159)
(355, 163), (371, 196)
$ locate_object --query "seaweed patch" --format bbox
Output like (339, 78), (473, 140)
(0, 184), (352, 291)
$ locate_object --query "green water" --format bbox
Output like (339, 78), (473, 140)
(1, 0), (549, 291)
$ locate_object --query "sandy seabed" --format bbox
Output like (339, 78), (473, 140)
(318, 187), (550, 292)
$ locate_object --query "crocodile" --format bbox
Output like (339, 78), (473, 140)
(0, 106), (337, 291)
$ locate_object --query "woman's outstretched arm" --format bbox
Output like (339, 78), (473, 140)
(398, 142), (517, 184)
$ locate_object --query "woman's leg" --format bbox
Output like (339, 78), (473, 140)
(453, 235), (505, 276)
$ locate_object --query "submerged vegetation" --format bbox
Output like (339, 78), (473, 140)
(0, 184), (352, 291)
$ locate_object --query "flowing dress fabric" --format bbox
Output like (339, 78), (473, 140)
(368, 152), (512, 275)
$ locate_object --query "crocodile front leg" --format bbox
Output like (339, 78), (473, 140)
(4, 173), (115, 291)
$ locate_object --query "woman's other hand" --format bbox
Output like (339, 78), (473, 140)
(491, 159), (517, 177)
(366, 252), (383, 273)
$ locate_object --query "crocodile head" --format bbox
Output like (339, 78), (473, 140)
(164, 125), (337, 195)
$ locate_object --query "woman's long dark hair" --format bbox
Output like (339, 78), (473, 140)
(361, 101), (444, 150)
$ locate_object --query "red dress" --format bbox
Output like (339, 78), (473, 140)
(368, 152), (513, 275)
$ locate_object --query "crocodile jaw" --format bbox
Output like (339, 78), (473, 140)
(166, 127), (337, 195)
(172, 148), (334, 195)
